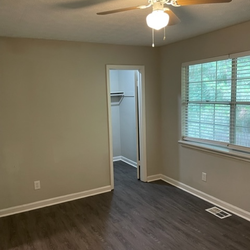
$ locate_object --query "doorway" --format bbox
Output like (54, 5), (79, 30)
(106, 65), (147, 189)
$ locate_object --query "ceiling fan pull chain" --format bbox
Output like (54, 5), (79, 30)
(163, 27), (166, 40)
(152, 28), (155, 47)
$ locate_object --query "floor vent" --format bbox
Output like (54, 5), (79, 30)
(206, 207), (232, 219)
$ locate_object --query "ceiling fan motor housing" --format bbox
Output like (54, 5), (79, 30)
(149, 0), (180, 8)
(152, 2), (165, 11)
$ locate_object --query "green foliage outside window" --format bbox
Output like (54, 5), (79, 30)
(183, 55), (250, 148)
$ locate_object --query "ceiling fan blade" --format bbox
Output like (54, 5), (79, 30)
(164, 9), (181, 26)
(55, 0), (114, 9)
(177, 0), (232, 5)
(97, 5), (148, 15)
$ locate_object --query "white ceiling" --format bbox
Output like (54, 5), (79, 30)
(0, 0), (250, 47)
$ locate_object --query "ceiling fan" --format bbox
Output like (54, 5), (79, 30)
(97, 0), (232, 46)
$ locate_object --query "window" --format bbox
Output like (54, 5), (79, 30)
(182, 52), (250, 153)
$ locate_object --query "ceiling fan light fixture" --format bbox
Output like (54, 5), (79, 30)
(146, 10), (169, 30)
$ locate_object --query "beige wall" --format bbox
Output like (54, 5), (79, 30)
(159, 21), (250, 212)
(2, 20), (250, 214)
(0, 38), (161, 209)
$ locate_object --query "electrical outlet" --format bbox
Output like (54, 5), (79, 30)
(202, 172), (207, 182)
(34, 180), (41, 190)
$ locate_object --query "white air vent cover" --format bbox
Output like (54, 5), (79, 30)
(206, 207), (232, 219)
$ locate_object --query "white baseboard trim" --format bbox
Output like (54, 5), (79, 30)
(121, 156), (137, 168)
(113, 156), (137, 168)
(113, 156), (121, 162)
(147, 174), (162, 182)
(147, 174), (250, 222)
(0, 185), (112, 218)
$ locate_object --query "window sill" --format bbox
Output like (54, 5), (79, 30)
(178, 140), (250, 163)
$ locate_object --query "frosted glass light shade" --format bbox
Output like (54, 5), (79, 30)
(146, 10), (169, 30)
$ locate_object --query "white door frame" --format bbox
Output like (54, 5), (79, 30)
(106, 65), (147, 189)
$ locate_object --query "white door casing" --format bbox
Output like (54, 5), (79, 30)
(106, 65), (147, 189)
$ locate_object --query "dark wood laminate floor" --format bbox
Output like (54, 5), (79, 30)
(1, 161), (250, 250)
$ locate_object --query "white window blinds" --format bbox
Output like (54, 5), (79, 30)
(182, 52), (250, 151)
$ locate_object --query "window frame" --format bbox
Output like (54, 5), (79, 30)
(180, 51), (250, 160)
